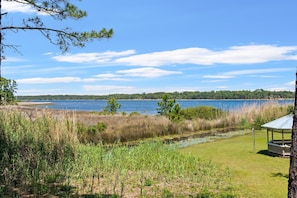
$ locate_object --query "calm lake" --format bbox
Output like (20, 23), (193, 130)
(32, 99), (294, 115)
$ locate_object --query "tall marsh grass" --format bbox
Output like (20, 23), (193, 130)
(0, 108), (234, 197)
(0, 109), (77, 197)
(0, 100), (292, 197)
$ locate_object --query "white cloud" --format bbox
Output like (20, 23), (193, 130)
(286, 81), (295, 86)
(2, 1), (37, 14)
(223, 68), (293, 76)
(202, 79), (228, 83)
(116, 67), (182, 78)
(203, 68), (294, 79)
(95, 74), (119, 78)
(203, 75), (234, 79)
(16, 76), (129, 84)
(94, 73), (128, 81)
(83, 85), (135, 94)
(51, 45), (297, 66)
(52, 50), (136, 63)
(16, 88), (62, 96)
(17, 77), (82, 84)
(249, 75), (276, 78)
(3, 56), (26, 63)
(115, 45), (297, 66)
(43, 52), (53, 56)
(82, 85), (201, 95)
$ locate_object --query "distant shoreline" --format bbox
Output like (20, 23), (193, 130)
(17, 102), (54, 106)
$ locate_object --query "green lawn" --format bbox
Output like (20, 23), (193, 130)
(180, 130), (289, 198)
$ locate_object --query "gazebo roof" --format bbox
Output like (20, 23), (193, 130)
(261, 114), (293, 130)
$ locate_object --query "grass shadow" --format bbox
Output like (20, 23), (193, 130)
(0, 183), (119, 198)
(257, 149), (271, 156)
(271, 172), (288, 179)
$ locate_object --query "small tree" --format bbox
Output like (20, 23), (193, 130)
(104, 97), (121, 114)
(156, 94), (184, 122)
(0, 77), (17, 105)
(156, 94), (176, 116)
(168, 103), (184, 122)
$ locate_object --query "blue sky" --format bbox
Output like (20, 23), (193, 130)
(2, 0), (297, 96)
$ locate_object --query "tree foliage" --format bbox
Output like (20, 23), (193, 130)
(16, 89), (294, 101)
(168, 103), (184, 122)
(156, 94), (176, 116)
(0, 0), (113, 105)
(0, 77), (17, 104)
(0, 0), (113, 53)
(103, 97), (121, 114)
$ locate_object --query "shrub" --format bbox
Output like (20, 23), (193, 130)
(129, 111), (140, 116)
(77, 122), (107, 143)
(156, 94), (176, 116)
(180, 106), (225, 120)
(103, 97), (121, 114)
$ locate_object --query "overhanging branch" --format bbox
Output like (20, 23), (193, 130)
(1, 26), (70, 35)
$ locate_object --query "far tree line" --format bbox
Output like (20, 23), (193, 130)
(0, 76), (294, 105)
(17, 89), (294, 101)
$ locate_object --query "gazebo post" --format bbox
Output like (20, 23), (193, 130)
(282, 129), (285, 146)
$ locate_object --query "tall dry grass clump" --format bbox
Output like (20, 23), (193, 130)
(0, 108), (78, 196)
(228, 100), (292, 129)
(179, 100), (292, 133)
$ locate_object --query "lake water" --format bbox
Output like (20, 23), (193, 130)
(32, 99), (294, 115)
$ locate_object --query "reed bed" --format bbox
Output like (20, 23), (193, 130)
(0, 100), (292, 197)
(2, 100), (291, 144)
(0, 109), (233, 197)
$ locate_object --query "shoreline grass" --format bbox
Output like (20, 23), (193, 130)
(1, 100), (292, 144)
(0, 101), (293, 197)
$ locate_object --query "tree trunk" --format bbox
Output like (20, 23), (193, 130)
(288, 72), (297, 197)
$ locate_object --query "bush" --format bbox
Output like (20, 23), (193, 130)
(77, 122), (107, 143)
(180, 106), (225, 120)
(129, 111), (140, 116)
(104, 97), (121, 114)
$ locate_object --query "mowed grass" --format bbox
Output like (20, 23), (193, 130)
(180, 130), (289, 198)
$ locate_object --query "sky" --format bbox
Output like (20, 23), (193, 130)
(2, 0), (297, 96)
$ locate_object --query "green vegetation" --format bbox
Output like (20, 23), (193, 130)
(1, 0), (113, 54)
(156, 94), (176, 116)
(156, 94), (226, 122)
(0, 101), (293, 197)
(17, 89), (294, 101)
(181, 131), (289, 198)
(0, 77), (18, 105)
(103, 97), (121, 114)
(0, 0), (113, 107)
(180, 105), (225, 120)
(0, 109), (234, 197)
(156, 94), (184, 122)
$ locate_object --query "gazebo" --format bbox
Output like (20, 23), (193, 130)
(261, 114), (293, 157)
